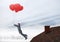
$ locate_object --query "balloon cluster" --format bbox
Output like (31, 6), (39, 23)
(10, 3), (23, 13)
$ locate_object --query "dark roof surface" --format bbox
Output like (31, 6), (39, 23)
(30, 26), (60, 42)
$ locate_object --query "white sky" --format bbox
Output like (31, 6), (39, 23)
(0, 0), (60, 27)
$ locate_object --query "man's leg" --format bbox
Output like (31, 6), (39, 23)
(14, 23), (27, 39)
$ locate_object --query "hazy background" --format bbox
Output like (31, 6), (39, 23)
(0, 0), (60, 42)
(0, 0), (60, 28)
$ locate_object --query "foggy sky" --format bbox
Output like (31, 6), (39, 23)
(0, 0), (60, 27)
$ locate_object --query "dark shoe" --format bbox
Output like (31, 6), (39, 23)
(23, 34), (28, 40)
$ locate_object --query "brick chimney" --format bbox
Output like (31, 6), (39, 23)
(45, 26), (51, 34)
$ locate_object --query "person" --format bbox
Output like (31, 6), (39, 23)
(14, 23), (27, 40)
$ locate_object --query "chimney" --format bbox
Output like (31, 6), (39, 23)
(45, 26), (51, 34)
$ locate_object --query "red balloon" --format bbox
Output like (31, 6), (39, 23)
(14, 4), (20, 12)
(10, 4), (15, 11)
(20, 6), (23, 11)
(9, 3), (23, 13)
(14, 4), (23, 12)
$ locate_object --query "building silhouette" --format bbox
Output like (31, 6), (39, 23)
(30, 26), (60, 42)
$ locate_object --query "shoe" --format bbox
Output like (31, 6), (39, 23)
(23, 34), (28, 40)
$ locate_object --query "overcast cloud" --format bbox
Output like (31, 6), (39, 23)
(0, 0), (60, 28)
